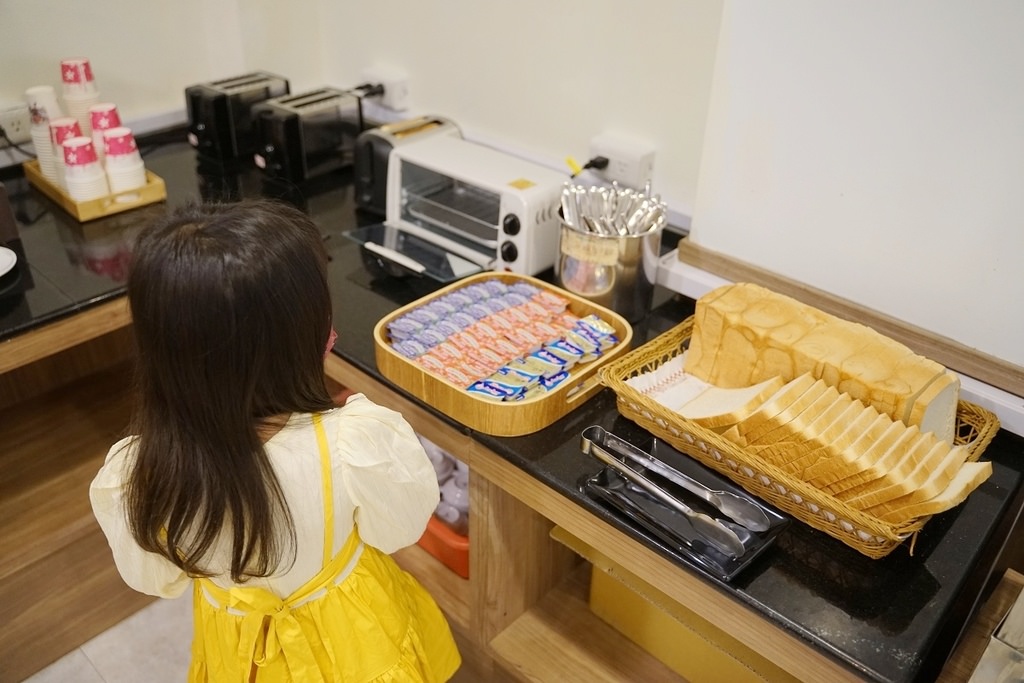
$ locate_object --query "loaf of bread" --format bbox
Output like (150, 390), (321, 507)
(683, 283), (960, 443)
(630, 283), (993, 528)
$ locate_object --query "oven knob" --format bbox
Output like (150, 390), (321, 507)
(502, 214), (521, 235)
(500, 241), (518, 263)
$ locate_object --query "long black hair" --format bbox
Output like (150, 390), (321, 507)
(123, 199), (337, 582)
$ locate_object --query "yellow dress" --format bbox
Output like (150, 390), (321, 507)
(188, 414), (461, 682)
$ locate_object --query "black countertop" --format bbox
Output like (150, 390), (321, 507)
(3, 136), (1023, 683)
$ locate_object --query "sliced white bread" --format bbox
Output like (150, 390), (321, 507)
(758, 402), (879, 475)
(683, 282), (960, 442)
(847, 441), (973, 512)
(676, 375), (787, 432)
(827, 424), (924, 499)
(803, 413), (898, 489)
(746, 384), (842, 446)
(870, 461), (992, 525)
(729, 374), (818, 441)
(649, 374), (711, 412)
(819, 420), (909, 496)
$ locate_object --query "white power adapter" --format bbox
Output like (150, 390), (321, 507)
(360, 65), (410, 112)
(588, 131), (656, 191)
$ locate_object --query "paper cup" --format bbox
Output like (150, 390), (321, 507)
(25, 85), (63, 126)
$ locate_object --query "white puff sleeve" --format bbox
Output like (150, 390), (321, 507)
(332, 395), (440, 554)
(89, 437), (191, 598)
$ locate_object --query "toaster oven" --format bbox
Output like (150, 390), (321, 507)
(251, 87), (364, 183)
(348, 135), (568, 283)
(185, 72), (290, 162)
(353, 116), (461, 215)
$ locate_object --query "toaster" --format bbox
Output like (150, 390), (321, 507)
(353, 116), (461, 215)
(251, 87), (365, 183)
(185, 72), (290, 162)
(347, 135), (569, 282)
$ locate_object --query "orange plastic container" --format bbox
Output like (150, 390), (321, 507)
(417, 515), (469, 579)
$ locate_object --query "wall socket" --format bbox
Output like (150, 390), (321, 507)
(0, 104), (32, 148)
(360, 65), (410, 112)
(588, 130), (656, 190)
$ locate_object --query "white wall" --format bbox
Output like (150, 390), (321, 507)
(690, 1), (1024, 368)
(0, 0), (248, 128)
(311, 0), (724, 222)
(1, 1), (723, 223)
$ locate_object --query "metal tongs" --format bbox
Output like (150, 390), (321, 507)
(581, 426), (747, 558)
(586, 426), (772, 532)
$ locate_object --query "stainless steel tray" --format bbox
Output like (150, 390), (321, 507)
(580, 427), (790, 582)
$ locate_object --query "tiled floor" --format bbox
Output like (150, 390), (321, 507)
(25, 594), (193, 683)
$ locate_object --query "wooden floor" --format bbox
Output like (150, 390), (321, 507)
(0, 361), (155, 683)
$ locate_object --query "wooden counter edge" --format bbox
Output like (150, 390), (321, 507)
(938, 568), (1024, 682)
(0, 297), (131, 375)
(467, 437), (864, 683)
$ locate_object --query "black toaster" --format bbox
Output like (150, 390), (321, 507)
(251, 87), (365, 184)
(353, 116), (461, 215)
(185, 72), (290, 163)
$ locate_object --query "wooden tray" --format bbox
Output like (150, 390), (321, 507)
(23, 159), (167, 222)
(373, 272), (633, 437)
(599, 317), (1000, 559)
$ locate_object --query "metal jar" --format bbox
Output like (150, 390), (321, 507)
(554, 222), (663, 323)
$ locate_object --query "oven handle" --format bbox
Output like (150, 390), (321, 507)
(363, 242), (427, 275)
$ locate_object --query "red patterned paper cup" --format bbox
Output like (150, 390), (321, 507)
(89, 103), (121, 132)
(62, 136), (99, 166)
(61, 58), (94, 86)
(50, 117), (83, 146)
(102, 127), (138, 157)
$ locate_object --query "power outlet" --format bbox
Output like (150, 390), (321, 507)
(588, 131), (656, 191)
(0, 103), (32, 147)
(360, 65), (410, 112)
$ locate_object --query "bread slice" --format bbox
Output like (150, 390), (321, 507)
(746, 384), (842, 446)
(829, 424), (924, 500)
(847, 441), (973, 512)
(728, 374), (818, 441)
(820, 420), (908, 496)
(803, 413), (897, 489)
(650, 374), (712, 412)
(904, 370), (960, 444)
(676, 375), (787, 432)
(683, 283), (960, 442)
(870, 461), (992, 524)
(761, 402), (879, 476)
(746, 399), (865, 472)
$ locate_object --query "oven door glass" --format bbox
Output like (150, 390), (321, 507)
(345, 223), (486, 283)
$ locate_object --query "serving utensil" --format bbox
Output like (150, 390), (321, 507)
(581, 430), (746, 558)
(585, 425), (772, 532)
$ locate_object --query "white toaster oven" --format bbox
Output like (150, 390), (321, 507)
(351, 135), (568, 282)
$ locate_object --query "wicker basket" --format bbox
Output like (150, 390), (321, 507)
(598, 317), (1001, 559)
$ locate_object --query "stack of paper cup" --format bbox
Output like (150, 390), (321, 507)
(50, 117), (83, 190)
(60, 58), (100, 136)
(25, 85), (64, 184)
(89, 103), (121, 164)
(62, 136), (109, 202)
(103, 127), (146, 193)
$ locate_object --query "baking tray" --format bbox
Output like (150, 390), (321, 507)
(23, 160), (167, 222)
(373, 272), (633, 436)
(580, 427), (789, 582)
